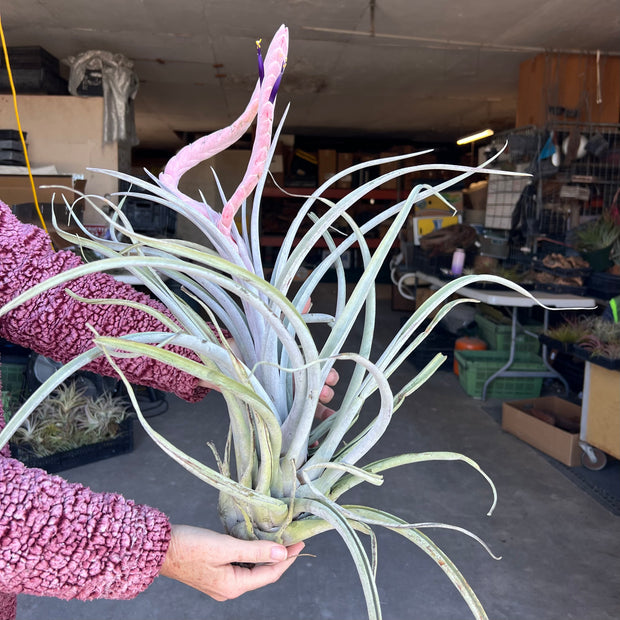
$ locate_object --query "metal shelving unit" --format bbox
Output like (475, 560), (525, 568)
(481, 123), (620, 246)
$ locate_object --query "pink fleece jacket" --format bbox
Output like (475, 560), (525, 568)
(0, 201), (213, 619)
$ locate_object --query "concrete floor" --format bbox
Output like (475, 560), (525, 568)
(15, 284), (620, 620)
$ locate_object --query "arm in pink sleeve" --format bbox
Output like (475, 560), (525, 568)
(0, 201), (221, 402)
(0, 202), (221, 605)
(0, 457), (170, 600)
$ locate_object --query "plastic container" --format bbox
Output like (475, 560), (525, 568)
(478, 233), (510, 259)
(455, 350), (546, 399)
(453, 337), (487, 375)
(0, 356), (28, 401)
(581, 245), (613, 273)
(450, 248), (466, 275)
(474, 313), (540, 354)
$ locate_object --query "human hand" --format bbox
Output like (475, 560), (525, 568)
(159, 524), (304, 601)
(315, 367), (339, 421)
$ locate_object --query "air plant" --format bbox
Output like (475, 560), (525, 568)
(576, 317), (620, 360)
(0, 25), (557, 620)
(544, 314), (594, 344)
(9, 381), (130, 457)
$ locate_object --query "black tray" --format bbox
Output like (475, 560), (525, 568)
(10, 418), (134, 473)
(571, 345), (620, 370)
(464, 278), (535, 292)
(538, 333), (574, 353)
(587, 272), (620, 300)
(534, 282), (589, 296)
(531, 257), (591, 279)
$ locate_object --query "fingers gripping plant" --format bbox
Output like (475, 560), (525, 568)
(0, 25), (549, 620)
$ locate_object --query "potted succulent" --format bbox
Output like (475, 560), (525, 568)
(573, 215), (620, 272)
(0, 25), (550, 620)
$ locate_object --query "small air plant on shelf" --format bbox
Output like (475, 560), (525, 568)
(543, 314), (594, 345)
(0, 25), (556, 620)
(9, 381), (129, 457)
(576, 317), (620, 361)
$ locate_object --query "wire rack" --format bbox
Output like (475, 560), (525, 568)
(481, 123), (620, 248)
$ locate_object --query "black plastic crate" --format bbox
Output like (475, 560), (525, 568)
(406, 324), (457, 370)
(10, 418), (134, 473)
(409, 247), (476, 277)
(122, 199), (177, 235)
(76, 68), (103, 97)
(550, 351), (585, 393)
(0, 139), (23, 151)
(587, 272), (620, 300)
(0, 130), (23, 141)
(1, 46), (59, 72)
(409, 249), (453, 275)
(0, 150), (26, 166)
(0, 46), (67, 95)
(0, 338), (31, 358)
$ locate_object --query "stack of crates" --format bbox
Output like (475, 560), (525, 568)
(454, 311), (546, 399)
(121, 198), (177, 236)
(0, 130), (26, 166)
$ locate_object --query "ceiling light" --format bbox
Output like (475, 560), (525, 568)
(456, 129), (494, 146)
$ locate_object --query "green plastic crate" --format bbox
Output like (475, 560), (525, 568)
(1, 360), (27, 399)
(455, 349), (546, 399)
(474, 313), (541, 354)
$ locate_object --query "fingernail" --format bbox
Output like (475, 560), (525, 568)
(270, 546), (287, 561)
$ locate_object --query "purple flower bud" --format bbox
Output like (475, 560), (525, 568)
(256, 39), (264, 83)
(269, 62), (286, 104)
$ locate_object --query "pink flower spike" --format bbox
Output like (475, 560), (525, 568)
(159, 80), (261, 192)
(218, 25), (288, 237)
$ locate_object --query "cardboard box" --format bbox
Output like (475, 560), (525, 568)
(318, 149), (337, 185)
(502, 396), (582, 467)
(336, 152), (354, 188)
(462, 180), (488, 210)
(0, 174), (81, 206)
(379, 152), (399, 190)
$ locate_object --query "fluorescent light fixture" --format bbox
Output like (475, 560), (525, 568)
(456, 128), (494, 146)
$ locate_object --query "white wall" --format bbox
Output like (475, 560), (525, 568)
(0, 95), (119, 223)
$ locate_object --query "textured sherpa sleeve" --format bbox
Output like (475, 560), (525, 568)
(0, 201), (216, 403)
(0, 456), (171, 600)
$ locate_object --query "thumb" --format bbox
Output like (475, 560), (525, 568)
(223, 536), (297, 564)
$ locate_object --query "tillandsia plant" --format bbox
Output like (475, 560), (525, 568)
(9, 382), (129, 457)
(0, 25), (563, 620)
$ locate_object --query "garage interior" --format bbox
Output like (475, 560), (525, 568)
(0, 2), (620, 619)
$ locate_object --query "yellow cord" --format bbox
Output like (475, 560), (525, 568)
(0, 13), (53, 245)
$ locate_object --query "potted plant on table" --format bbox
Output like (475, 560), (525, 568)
(0, 25), (554, 620)
(573, 215), (620, 272)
